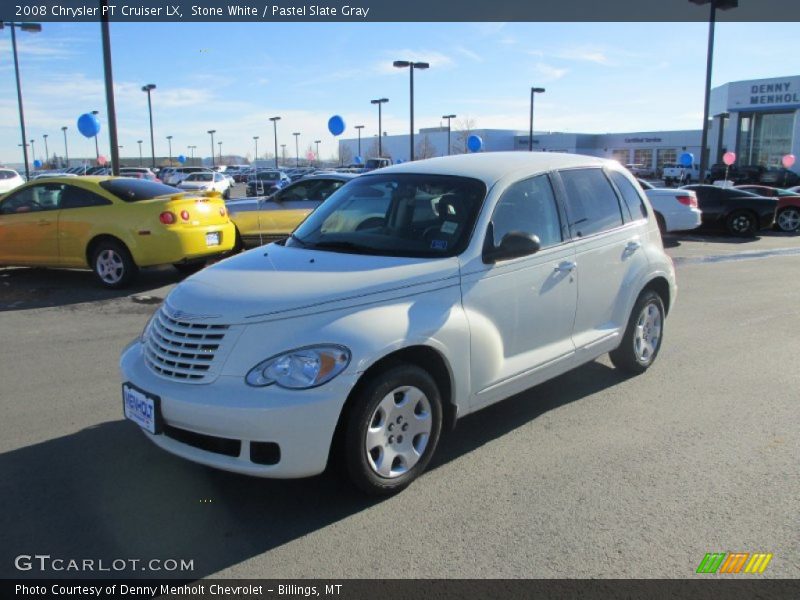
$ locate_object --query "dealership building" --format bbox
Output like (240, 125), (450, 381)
(339, 75), (800, 175)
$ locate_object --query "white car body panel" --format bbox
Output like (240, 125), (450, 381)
(120, 152), (677, 479)
(643, 188), (702, 232)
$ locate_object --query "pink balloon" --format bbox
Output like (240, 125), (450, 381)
(722, 151), (736, 166)
(306, 151), (316, 160)
(97, 155), (107, 166)
(782, 154), (796, 169)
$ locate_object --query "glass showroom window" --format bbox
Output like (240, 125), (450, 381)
(612, 149), (629, 164)
(737, 112), (794, 167)
(633, 149), (653, 173)
(656, 148), (677, 172)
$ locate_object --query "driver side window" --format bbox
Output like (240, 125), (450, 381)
(0, 184), (64, 215)
(491, 175), (562, 249)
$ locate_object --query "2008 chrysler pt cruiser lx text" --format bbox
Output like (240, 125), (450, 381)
(120, 153), (676, 495)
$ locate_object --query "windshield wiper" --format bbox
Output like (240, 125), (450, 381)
(307, 240), (379, 255)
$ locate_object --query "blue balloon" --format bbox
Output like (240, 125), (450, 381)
(354, 155), (363, 164)
(33, 159), (42, 168)
(679, 152), (694, 167)
(467, 134), (483, 153)
(395, 159), (403, 164)
(77, 113), (101, 138)
(328, 115), (346, 136)
(177, 154), (187, 164)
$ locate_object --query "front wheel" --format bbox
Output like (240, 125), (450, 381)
(726, 210), (757, 237)
(610, 290), (665, 375)
(343, 364), (443, 496)
(775, 207), (800, 233)
(91, 240), (138, 289)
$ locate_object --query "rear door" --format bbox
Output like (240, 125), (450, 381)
(553, 167), (650, 354)
(57, 184), (114, 266)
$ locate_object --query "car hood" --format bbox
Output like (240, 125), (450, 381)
(164, 243), (461, 324)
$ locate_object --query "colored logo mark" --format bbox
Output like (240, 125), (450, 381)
(696, 552), (773, 574)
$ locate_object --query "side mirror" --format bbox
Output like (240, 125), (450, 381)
(483, 225), (541, 263)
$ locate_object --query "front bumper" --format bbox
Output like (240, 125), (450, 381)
(120, 340), (357, 478)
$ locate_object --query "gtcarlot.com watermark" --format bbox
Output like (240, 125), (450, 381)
(14, 554), (194, 573)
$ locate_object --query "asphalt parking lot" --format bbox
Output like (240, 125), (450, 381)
(1, 230), (798, 579)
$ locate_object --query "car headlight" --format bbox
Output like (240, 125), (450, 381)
(245, 345), (351, 389)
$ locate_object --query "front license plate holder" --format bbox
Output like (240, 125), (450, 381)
(122, 382), (164, 435)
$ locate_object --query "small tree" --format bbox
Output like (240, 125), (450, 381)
(415, 134), (437, 160)
(339, 142), (354, 166)
(453, 116), (477, 154)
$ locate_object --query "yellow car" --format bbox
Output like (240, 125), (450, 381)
(228, 173), (356, 248)
(0, 176), (235, 288)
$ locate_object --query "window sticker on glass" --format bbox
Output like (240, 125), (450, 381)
(430, 239), (448, 250)
(440, 221), (458, 235)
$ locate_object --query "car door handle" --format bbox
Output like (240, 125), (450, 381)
(624, 240), (641, 253)
(554, 261), (576, 273)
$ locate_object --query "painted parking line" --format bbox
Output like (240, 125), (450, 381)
(672, 246), (800, 265)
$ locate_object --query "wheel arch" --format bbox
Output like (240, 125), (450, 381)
(641, 275), (672, 316)
(327, 344), (457, 469)
(85, 233), (132, 267)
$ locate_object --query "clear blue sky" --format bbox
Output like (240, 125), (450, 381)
(1, 21), (799, 164)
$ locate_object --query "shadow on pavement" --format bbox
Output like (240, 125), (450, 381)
(1, 362), (625, 579)
(0, 266), (184, 312)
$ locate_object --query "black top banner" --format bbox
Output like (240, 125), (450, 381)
(3, 0), (800, 22)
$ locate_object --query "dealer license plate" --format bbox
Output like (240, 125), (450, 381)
(206, 231), (220, 246)
(122, 383), (162, 434)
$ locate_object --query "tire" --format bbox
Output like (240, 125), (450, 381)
(343, 364), (443, 496)
(224, 187), (231, 200)
(725, 210), (757, 237)
(775, 207), (800, 233)
(91, 239), (138, 289)
(609, 289), (665, 375)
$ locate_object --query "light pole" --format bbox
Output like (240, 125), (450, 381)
(218, 141), (223, 165)
(370, 97), (389, 157)
(442, 114), (456, 155)
(188, 145), (196, 164)
(280, 144), (286, 166)
(141, 84), (156, 168)
(314, 140), (321, 164)
(137, 140), (143, 166)
(42, 134), (49, 167)
(91, 110), (100, 159)
(354, 125), (364, 157)
(253, 136), (259, 165)
(529, 87), (545, 151)
(293, 132), (300, 167)
(393, 61), (429, 161)
(269, 116), (281, 169)
(61, 126), (69, 167)
(690, 0), (738, 178)
(1, 21), (42, 181)
(207, 130), (216, 167)
(166, 135), (173, 165)
(29, 138), (36, 167)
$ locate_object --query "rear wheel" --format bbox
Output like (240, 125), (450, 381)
(343, 364), (442, 496)
(655, 213), (667, 234)
(775, 207), (800, 233)
(725, 210), (757, 237)
(91, 239), (138, 289)
(610, 290), (665, 375)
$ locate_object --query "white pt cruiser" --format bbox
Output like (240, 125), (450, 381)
(121, 153), (677, 495)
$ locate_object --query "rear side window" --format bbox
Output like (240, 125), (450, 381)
(61, 185), (112, 209)
(609, 171), (648, 221)
(0, 170), (18, 180)
(559, 168), (624, 237)
(99, 179), (180, 202)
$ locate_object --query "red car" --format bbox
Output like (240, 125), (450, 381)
(735, 185), (800, 233)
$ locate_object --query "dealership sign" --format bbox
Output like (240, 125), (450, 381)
(728, 76), (800, 110)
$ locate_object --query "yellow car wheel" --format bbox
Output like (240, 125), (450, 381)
(90, 238), (138, 289)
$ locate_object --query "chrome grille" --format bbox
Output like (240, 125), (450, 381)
(144, 307), (230, 382)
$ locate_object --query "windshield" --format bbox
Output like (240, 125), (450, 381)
(255, 172), (280, 181)
(287, 173), (486, 258)
(187, 173), (213, 182)
(99, 179), (182, 202)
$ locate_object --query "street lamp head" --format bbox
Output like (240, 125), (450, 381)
(355, 125), (365, 130)
(531, 87), (546, 93)
(393, 60), (411, 68)
(314, 140), (321, 144)
(43, 134), (48, 139)
(269, 116), (281, 122)
(443, 114), (457, 119)
(253, 136), (259, 140)
(166, 135), (172, 140)
(689, 0), (738, 8)
(207, 130), (216, 134)
(137, 140), (142, 144)
(19, 23), (43, 33)
(141, 84), (156, 92)
(412, 62), (430, 69)
(61, 126), (67, 131)
(293, 132), (300, 136)
(371, 98), (389, 105)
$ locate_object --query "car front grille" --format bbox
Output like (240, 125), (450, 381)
(144, 307), (230, 382)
